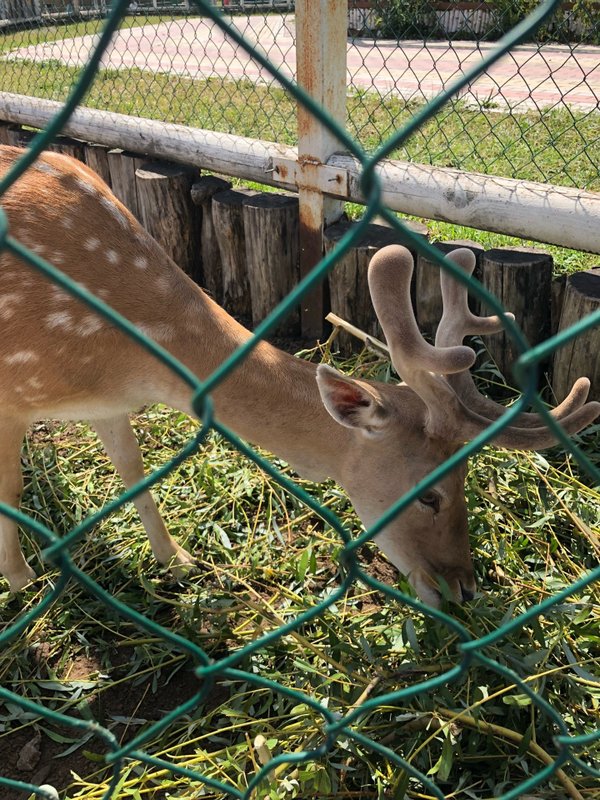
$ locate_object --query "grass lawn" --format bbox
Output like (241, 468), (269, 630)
(0, 15), (599, 800)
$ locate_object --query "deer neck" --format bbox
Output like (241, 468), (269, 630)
(166, 290), (350, 483)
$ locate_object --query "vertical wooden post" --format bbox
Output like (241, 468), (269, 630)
(243, 193), (300, 334)
(191, 175), (232, 302)
(324, 220), (429, 354)
(135, 161), (201, 283)
(481, 246), (553, 385)
(211, 187), (260, 320)
(47, 135), (85, 161)
(0, 123), (13, 145)
(296, 0), (347, 339)
(552, 269), (600, 402)
(84, 143), (112, 187)
(108, 149), (145, 220)
(416, 240), (484, 337)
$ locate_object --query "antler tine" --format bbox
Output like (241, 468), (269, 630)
(436, 248), (515, 346)
(487, 400), (600, 449)
(368, 245), (475, 376)
(437, 248), (595, 433)
(368, 245), (477, 439)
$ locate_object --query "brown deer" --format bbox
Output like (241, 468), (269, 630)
(0, 145), (598, 607)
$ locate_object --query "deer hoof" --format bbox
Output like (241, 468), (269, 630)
(167, 546), (197, 581)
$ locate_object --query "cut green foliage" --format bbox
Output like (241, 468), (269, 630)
(1, 345), (598, 799)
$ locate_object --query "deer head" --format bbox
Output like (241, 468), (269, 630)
(316, 245), (599, 607)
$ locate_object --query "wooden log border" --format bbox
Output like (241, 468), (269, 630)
(1, 123), (598, 400)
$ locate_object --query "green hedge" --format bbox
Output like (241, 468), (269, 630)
(375, 0), (600, 43)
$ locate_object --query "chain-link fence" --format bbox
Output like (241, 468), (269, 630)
(0, 1), (599, 798)
(0, 0), (599, 189)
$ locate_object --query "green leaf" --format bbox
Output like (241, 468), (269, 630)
(502, 693), (532, 707)
(297, 547), (310, 581)
(516, 724), (534, 757)
(428, 733), (455, 781)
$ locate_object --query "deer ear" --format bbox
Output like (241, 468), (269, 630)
(316, 364), (389, 435)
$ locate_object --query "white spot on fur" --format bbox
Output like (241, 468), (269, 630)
(73, 162), (92, 178)
(106, 249), (119, 264)
(133, 255), (148, 270)
(61, 216), (74, 230)
(45, 311), (73, 330)
(75, 315), (104, 336)
(15, 232), (33, 248)
(134, 322), (174, 342)
(27, 376), (43, 389)
(84, 237), (100, 252)
(4, 351), (39, 365)
(33, 161), (60, 177)
(50, 286), (70, 303)
(75, 177), (97, 195)
(0, 293), (21, 320)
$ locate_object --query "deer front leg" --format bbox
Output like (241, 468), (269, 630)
(0, 420), (37, 591)
(91, 415), (196, 578)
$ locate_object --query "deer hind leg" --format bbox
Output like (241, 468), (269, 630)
(91, 415), (196, 578)
(0, 420), (37, 591)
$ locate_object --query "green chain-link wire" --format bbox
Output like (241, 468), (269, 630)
(0, 1), (598, 798)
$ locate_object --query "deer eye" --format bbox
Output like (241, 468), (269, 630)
(418, 491), (441, 513)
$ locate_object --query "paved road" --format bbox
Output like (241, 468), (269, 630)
(8, 14), (600, 112)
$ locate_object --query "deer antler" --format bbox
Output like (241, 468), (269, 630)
(368, 245), (600, 448)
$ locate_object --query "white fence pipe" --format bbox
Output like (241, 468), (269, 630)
(1, 93), (599, 254)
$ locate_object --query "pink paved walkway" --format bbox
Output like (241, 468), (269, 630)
(7, 14), (600, 112)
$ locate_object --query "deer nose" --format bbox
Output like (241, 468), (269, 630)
(460, 583), (475, 602)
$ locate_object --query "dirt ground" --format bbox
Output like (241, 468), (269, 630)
(0, 646), (207, 799)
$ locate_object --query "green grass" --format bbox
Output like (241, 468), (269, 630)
(0, 17), (167, 55)
(1, 344), (599, 800)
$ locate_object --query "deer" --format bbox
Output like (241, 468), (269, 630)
(0, 144), (598, 608)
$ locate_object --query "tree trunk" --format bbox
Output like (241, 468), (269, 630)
(324, 220), (428, 354)
(135, 161), (201, 283)
(480, 246), (553, 387)
(212, 187), (259, 320)
(191, 175), (232, 302)
(552, 267), (600, 402)
(242, 192), (300, 334)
